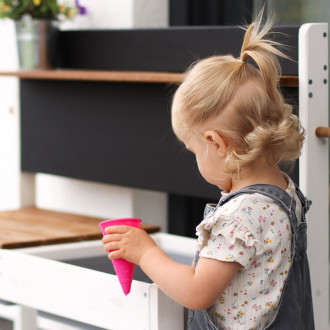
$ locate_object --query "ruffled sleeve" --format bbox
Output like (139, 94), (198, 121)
(196, 206), (265, 270)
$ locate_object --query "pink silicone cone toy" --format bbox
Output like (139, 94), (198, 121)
(99, 218), (142, 295)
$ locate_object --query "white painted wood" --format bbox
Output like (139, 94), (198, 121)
(0, 301), (18, 320)
(15, 306), (37, 330)
(36, 174), (135, 219)
(36, 174), (168, 231)
(0, 80), (20, 210)
(299, 23), (329, 329)
(20, 172), (36, 207)
(0, 302), (107, 330)
(37, 313), (105, 330)
(0, 233), (195, 329)
(157, 289), (184, 330)
(154, 232), (196, 258)
(0, 249), (151, 329)
(148, 285), (184, 330)
(132, 189), (168, 232)
(13, 233), (196, 261)
(0, 20), (36, 211)
(0, 19), (18, 70)
(0, 19), (22, 211)
(14, 239), (105, 261)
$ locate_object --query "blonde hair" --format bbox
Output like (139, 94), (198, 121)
(171, 16), (304, 174)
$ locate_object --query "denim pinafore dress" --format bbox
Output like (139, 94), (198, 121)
(187, 184), (315, 330)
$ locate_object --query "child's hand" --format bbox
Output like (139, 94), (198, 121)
(102, 226), (157, 265)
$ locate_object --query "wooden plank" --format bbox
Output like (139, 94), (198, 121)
(0, 249), (153, 329)
(0, 70), (298, 86)
(0, 207), (159, 249)
(279, 75), (299, 87)
(0, 70), (184, 84)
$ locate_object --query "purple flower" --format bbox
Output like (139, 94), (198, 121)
(75, 0), (87, 15)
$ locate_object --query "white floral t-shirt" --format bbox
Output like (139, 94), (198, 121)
(196, 177), (301, 329)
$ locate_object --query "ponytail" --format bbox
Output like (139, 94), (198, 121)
(239, 14), (289, 103)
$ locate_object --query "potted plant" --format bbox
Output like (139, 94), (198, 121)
(0, 0), (87, 69)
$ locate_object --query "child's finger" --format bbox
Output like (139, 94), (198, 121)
(102, 233), (122, 244)
(108, 250), (122, 260)
(102, 235), (111, 244)
(105, 225), (131, 234)
(104, 242), (120, 253)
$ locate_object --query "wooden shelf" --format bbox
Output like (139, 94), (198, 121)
(0, 70), (184, 84)
(0, 69), (298, 86)
(0, 207), (160, 249)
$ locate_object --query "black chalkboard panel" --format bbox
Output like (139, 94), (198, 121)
(20, 79), (221, 199)
(56, 26), (299, 76)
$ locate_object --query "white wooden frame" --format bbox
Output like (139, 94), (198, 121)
(0, 22), (328, 329)
(0, 233), (195, 330)
(299, 23), (329, 329)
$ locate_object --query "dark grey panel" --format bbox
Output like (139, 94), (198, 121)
(57, 26), (299, 76)
(21, 80), (220, 199)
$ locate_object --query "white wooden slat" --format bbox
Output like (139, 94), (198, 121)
(14, 239), (105, 261)
(14, 233), (196, 262)
(148, 285), (184, 330)
(0, 233), (194, 329)
(299, 23), (329, 329)
(153, 233), (196, 258)
(0, 249), (151, 329)
(14, 306), (37, 330)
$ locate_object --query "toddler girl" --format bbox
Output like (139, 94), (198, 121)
(102, 16), (314, 329)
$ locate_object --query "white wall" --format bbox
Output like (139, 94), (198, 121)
(59, 0), (168, 30)
(0, 1), (169, 231)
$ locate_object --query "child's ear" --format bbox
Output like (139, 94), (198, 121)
(204, 130), (227, 157)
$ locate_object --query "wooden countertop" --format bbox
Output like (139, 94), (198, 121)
(0, 207), (160, 249)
